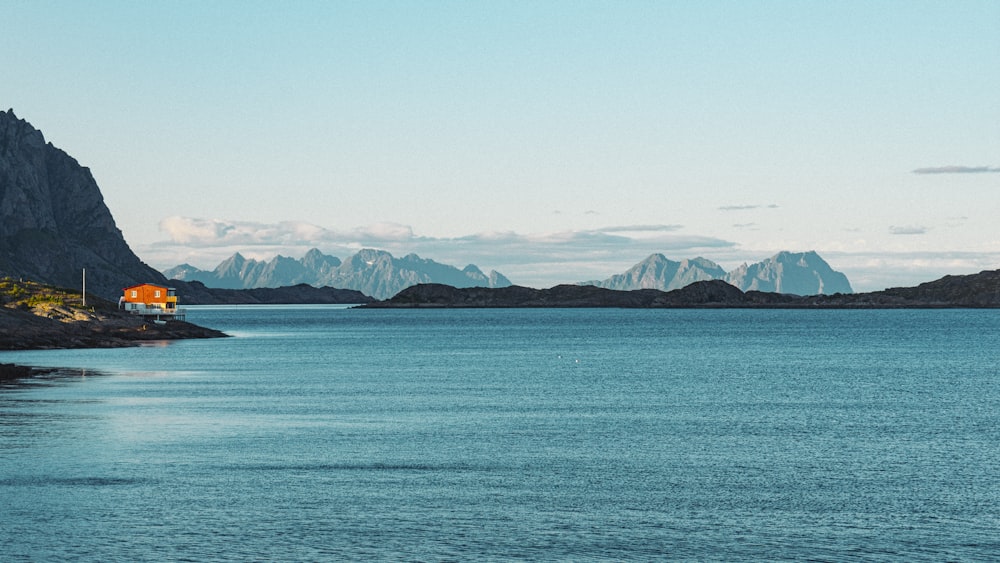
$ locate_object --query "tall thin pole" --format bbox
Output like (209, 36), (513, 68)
(82, 268), (86, 307)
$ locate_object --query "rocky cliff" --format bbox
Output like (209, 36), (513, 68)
(0, 110), (168, 298)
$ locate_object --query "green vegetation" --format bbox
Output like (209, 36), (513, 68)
(1, 277), (82, 310)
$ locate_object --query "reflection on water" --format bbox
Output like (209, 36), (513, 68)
(0, 365), (101, 388)
(135, 340), (173, 348)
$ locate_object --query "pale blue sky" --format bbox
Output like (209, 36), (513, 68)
(3, 1), (998, 290)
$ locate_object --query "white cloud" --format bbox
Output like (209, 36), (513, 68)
(598, 224), (684, 233)
(157, 216), (235, 244)
(912, 165), (1000, 174)
(157, 216), (415, 247)
(352, 222), (416, 241)
(718, 204), (779, 211)
(889, 225), (929, 235)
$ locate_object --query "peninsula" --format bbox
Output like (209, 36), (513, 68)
(0, 278), (226, 351)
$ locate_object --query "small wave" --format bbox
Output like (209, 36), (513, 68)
(0, 476), (145, 487)
(232, 462), (484, 472)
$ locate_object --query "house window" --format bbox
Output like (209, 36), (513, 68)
(131, 290), (137, 299)
(155, 290), (161, 298)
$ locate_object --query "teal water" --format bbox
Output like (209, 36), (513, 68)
(2, 306), (999, 561)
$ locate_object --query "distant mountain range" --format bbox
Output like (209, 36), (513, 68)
(583, 251), (853, 295)
(164, 249), (512, 300)
(169, 249), (851, 302)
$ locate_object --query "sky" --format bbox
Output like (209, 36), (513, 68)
(3, 1), (998, 291)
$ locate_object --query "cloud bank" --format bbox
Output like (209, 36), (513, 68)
(150, 216), (736, 287)
(157, 216), (416, 247)
(718, 204), (780, 211)
(889, 225), (929, 235)
(912, 166), (1000, 174)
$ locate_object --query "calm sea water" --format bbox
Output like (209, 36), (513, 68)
(1, 306), (998, 561)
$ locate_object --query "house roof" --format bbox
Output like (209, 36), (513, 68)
(122, 283), (175, 291)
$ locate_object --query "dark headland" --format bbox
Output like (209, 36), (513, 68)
(365, 269), (1000, 308)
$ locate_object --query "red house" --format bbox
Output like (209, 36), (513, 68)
(121, 283), (185, 321)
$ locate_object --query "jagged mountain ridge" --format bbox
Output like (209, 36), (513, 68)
(724, 251), (853, 294)
(582, 254), (727, 291)
(585, 251), (853, 296)
(163, 248), (513, 300)
(0, 110), (168, 298)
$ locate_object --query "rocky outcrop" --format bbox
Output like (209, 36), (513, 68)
(165, 248), (512, 300)
(0, 110), (168, 298)
(367, 268), (1000, 308)
(725, 251), (853, 295)
(174, 281), (374, 305)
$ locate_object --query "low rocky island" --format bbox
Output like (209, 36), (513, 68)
(366, 268), (1000, 308)
(0, 278), (227, 351)
(174, 280), (375, 305)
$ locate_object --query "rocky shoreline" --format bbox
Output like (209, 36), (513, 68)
(1, 279), (228, 351)
(0, 314), (228, 351)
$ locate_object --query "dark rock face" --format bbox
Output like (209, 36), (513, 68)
(166, 248), (512, 300)
(0, 110), (167, 298)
